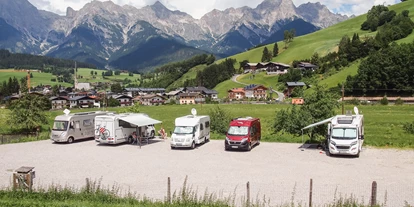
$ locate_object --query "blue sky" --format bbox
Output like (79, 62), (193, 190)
(28, 0), (400, 19)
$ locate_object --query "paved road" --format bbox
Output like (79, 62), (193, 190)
(1, 139), (413, 206)
(231, 74), (285, 102)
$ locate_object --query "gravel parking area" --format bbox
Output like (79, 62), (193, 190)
(1, 138), (414, 206)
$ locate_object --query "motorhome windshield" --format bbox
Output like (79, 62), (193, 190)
(332, 128), (357, 139)
(174, 126), (195, 134)
(227, 126), (249, 136)
(52, 121), (68, 131)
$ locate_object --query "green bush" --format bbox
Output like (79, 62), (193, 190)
(207, 106), (232, 135)
(395, 97), (404, 105)
(380, 96), (389, 105)
(403, 121), (414, 134)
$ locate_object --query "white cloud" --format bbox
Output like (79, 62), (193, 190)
(27, 0), (400, 18)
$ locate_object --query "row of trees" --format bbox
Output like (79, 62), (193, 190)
(0, 77), (21, 97)
(344, 41), (414, 96)
(0, 49), (96, 70)
(193, 58), (236, 89)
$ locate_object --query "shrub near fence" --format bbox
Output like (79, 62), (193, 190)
(0, 132), (50, 145)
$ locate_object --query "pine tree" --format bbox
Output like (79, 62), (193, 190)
(261, 47), (271, 62)
(273, 42), (279, 57)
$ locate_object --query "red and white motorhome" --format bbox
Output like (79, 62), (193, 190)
(225, 117), (261, 151)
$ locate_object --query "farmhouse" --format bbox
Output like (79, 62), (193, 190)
(228, 88), (245, 100)
(112, 94), (133, 107)
(244, 84), (268, 99)
(50, 96), (69, 110)
(138, 94), (165, 106)
(179, 92), (205, 105)
(298, 62), (318, 71)
(285, 82), (306, 97)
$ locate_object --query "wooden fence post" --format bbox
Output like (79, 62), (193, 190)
(309, 179), (313, 207)
(167, 177), (171, 203)
(371, 181), (377, 206)
(246, 181), (250, 207)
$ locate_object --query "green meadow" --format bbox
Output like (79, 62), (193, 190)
(0, 69), (72, 87)
(76, 68), (141, 84)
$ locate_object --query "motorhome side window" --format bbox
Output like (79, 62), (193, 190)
(83, 119), (92, 126)
(200, 124), (204, 130)
(205, 121), (210, 128)
(75, 121), (80, 129)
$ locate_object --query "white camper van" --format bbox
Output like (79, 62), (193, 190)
(51, 110), (110, 143)
(170, 109), (210, 149)
(302, 107), (364, 157)
(326, 113), (364, 157)
(95, 113), (160, 145)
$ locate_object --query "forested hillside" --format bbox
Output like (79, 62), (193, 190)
(0, 50), (96, 69)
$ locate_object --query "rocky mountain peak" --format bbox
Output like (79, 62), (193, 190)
(66, 7), (76, 18)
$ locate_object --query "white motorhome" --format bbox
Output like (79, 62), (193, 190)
(51, 110), (110, 143)
(95, 113), (160, 145)
(171, 109), (210, 149)
(302, 107), (364, 157)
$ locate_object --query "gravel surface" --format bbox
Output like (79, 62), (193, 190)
(1, 139), (413, 206)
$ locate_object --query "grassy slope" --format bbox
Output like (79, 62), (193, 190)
(319, 61), (360, 88)
(167, 65), (207, 90)
(76, 68), (141, 84)
(237, 72), (279, 88)
(0, 70), (72, 87)
(213, 80), (245, 99)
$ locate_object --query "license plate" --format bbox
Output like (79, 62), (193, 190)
(231, 146), (238, 149)
(176, 143), (182, 146)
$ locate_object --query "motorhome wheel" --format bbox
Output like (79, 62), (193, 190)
(171, 146), (175, 150)
(191, 141), (195, 149)
(150, 131), (155, 138)
(128, 136), (133, 144)
(247, 143), (252, 151)
(67, 137), (74, 144)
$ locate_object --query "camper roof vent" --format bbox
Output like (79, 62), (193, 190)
(337, 116), (353, 124)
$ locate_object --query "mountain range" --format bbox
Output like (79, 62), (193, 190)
(0, 0), (350, 71)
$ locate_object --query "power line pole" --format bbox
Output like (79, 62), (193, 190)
(342, 82), (345, 115)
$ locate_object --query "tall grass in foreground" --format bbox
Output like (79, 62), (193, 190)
(0, 177), (408, 207)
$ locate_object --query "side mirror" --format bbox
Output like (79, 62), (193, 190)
(359, 135), (364, 140)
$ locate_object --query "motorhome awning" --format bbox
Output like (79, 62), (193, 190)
(119, 115), (162, 127)
(301, 117), (333, 131)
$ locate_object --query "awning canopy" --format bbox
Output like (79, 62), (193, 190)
(119, 115), (162, 127)
(301, 117), (333, 131)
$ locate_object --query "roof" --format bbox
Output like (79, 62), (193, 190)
(269, 62), (290, 68)
(203, 89), (218, 95)
(49, 96), (69, 101)
(185, 87), (207, 92)
(141, 94), (165, 99)
(246, 63), (258, 66)
(113, 95), (133, 99)
(165, 90), (183, 96)
(298, 62), (318, 68)
(124, 88), (166, 92)
(179, 92), (201, 97)
(69, 96), (94, 101)
(228, 88), (245, 93)
(286, 82), (306, 87)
